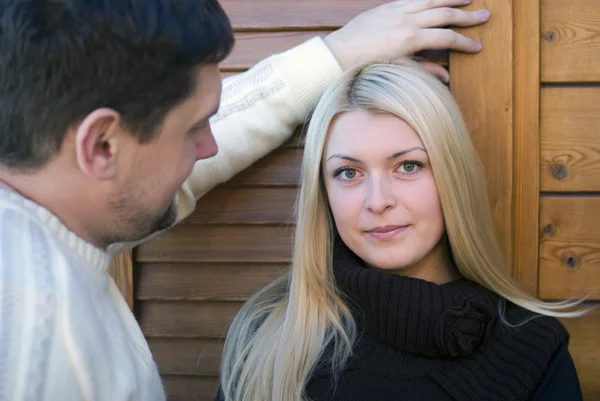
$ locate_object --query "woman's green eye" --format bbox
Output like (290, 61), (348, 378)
(403, 163), (416, 172)
(344, 169), (357, 179)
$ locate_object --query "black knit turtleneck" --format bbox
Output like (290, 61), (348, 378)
(302, 240), (582, 401)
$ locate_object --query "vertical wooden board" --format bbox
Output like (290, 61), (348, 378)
(540, 87), (600, 192)
(512, 0), (540, 295)
(449, 0), (514, 262)
(541, 0), (600, 83)
(108, 250), (134, 311)
(539, 197), (600, 300)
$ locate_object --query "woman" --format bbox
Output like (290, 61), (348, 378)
(216, 60), (588, 401)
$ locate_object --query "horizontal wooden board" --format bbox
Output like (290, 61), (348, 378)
(136, 225), (294, 263)
(137, 263), (288, 301)
(183, 187), (297, 225)
(224, 147), (302, 187)
(149, 338), (224, 376)
(559, 308), (600, 401)
(221, 32), (449, 70)
(540, 87), (600, 192)
(139, 301), (242, 338)
(539, 197), (600, 300)
(541, 0), (600, 82)
(162, 376), (219, 401)
(222, 31), (330, 69)
(221, 0), (387, 29)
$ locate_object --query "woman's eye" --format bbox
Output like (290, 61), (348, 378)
(397, 160), (423, 174)
(333, 167), (360, 181)
(343, 169), (357, 179)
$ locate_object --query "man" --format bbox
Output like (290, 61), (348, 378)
(0, 0), (489, 400)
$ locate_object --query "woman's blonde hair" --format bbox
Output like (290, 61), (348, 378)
(218, 59), (587, 401)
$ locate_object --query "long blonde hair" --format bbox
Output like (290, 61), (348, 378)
(218, 60), (587, 401)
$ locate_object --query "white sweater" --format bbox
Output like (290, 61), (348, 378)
(0, 37), (341, 401)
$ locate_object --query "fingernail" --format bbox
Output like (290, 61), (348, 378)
(476, 42), (483, 51)
(479, 10), (491, 19)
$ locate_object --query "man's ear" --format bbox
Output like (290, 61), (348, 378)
(74, 108), (122, 180)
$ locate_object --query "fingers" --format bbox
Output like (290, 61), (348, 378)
(410, 28), (482, 53)
(413, 7), (490, 28)
(416, 61), (450, 83)
(404, 0), (472, 14)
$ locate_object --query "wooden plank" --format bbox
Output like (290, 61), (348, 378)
(541, 0), (600, 82)
(224, 147), (302, 187)
(511, 0), (540, 296)
(540, 87), (600, 192)
(182, 187), (297, 225)
(449, 0), (513, 261)
(221, 0), (386, 29)
(108, 250), (134, 310)
(221, 32), (449, 71)
(148, 338), (224, 376)
(539, 197), (600, 300)
(137, 263), (288, 301)
(139, 301), (242, 338)
(222, 31), (329, 70)
(136, 225), (294, 263)
(162, 376), (219, 401)
(559, 308), (600, 401)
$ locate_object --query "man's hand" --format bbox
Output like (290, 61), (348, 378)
(324, 0), (490, 82)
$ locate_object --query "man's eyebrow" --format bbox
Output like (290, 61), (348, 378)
(325, 147), (426, 163)
(188, 106), (220, 133)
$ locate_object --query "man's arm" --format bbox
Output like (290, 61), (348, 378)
(107, 0), (490, 255)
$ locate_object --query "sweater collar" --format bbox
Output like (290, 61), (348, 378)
(0, 186), (111, 273)
(332, 238), (499, 358)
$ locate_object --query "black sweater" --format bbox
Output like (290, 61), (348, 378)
(216, 241), (584, 401)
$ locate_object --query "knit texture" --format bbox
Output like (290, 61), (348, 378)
(305, 239), (570, 401)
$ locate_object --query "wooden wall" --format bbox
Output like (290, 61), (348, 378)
(108, 0), (600, 400)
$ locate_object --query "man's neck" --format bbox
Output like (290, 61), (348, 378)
(0, 167), (104, 249)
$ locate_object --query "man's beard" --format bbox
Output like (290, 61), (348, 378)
(102, 193), (178, 248)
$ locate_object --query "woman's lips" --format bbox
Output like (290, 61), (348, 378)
(365, 225), (409, 241)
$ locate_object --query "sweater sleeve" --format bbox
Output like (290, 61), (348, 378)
(530, 342), (584, 401)
(107, 36), (341, 256)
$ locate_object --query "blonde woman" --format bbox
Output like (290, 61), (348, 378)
(216, 61), (587, 401)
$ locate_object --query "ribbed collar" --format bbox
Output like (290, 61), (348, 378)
(332, 238), (500, 358)
(0, 186), (111, 273)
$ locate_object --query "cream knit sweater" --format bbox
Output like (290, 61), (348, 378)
(0, 37), (341, 401)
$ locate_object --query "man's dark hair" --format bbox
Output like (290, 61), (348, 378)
(0, 0), (234, 169)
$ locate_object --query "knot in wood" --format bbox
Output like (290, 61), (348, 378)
(550, 163), (568, 180)
(542, 31), (556, 42)
(560, 252), (580, 270)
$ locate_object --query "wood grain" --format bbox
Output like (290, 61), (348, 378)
(137, 263), (288, 301)
(220, 0), (386, 29)
(449, 0), (513, 262)
(222, 31), (330, 70)
(148, 338), (224, 376)
(540, 87), (600, 192)
(541, 0), (600, 82)
(183, 187), (297, 225)
(139, 301), (242, 338)
(108, 250), (134, 310)
(560, 308), (600, 401)
(224, 147), (302, 187)
(539, 196), (600, 300)
(136, 224), (294, 263)
(162, 376), (219, 401)
(511, 0), (540, 296)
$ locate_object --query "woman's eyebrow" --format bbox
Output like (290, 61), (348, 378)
(386, 147), (426, 160)
(325, 146), (426, 163)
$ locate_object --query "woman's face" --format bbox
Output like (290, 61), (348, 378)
(322, 109), (448, 278)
